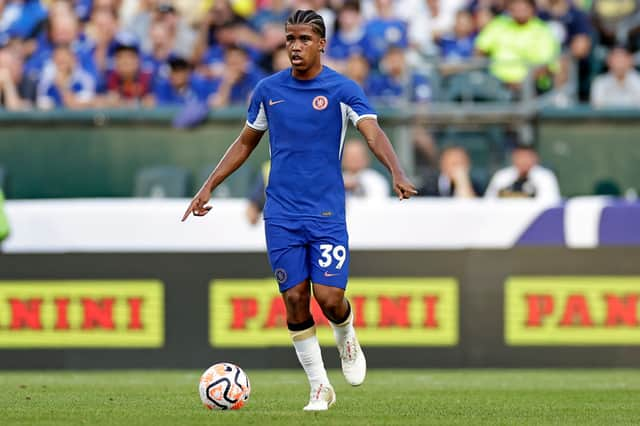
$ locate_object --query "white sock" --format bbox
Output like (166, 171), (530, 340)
(290, 326), (330, 388)
(330, 306), (355, 343)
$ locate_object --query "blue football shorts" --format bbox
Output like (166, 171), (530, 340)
(265, 219), (350, 293)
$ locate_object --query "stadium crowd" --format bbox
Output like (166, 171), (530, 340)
(0, 0), (640, 111)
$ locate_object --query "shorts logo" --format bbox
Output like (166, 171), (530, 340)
(312, 96), (328, 111)
(275, 269), (287, 284)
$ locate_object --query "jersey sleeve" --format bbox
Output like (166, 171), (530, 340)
(246, 81), (268, 131)
(342, 79), (377, 127)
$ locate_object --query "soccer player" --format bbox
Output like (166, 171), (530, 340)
(182, 9), (417, 411)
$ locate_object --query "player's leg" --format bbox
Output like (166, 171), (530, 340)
(265, 220), (334, 411)
(308, 221), (366, 386)
(313, 284), (366, 386)
(282, 280), (335, 411)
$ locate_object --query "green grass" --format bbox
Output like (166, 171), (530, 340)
(1, 370), (639, 425)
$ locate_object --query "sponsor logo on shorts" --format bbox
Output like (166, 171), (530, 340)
(324, 271), (340, 278)
(312, 96), (328, 111)
(274, 269), (287, 284)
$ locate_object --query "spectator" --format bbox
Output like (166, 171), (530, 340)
(364, 0), (409, 65)
(24, 7), (91, 74)
(36, 43), (96, 109)
(475, 0), (559, 91)
(537, 0), (592, 98)
(326, 1), (370, 72)
(102, 34), (154, 107)
(192, 0), (245, 68)
(153, 55), (212, 106)
(484, 145), (560, 202)
(250, 0), (290, 32)
(419, 146), (480, 197)
(209, 45), (265, 107)
(591, 46), (640, 108)
(0, 42), (35, 109)
(467, 0), (507, 31)
(537, 0), (591, 60)
(128, 1), (196, 59)
(342, 139), (389, 199)
(591, 0), (640, 49)
(0, 0), (48, 40)
(344, 54), (372, 94)
(141, 19), (172, 79)
(84, 6), (120, 93)
(368, 46), (431, 105)
(197, 18), (263, 80)
(438, 9), (477, 62)
(401, 0), (468, 59)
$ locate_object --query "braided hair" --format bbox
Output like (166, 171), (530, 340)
(285, 9), (326, 39)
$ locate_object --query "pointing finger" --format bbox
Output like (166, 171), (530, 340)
(181, 205), (194, 222)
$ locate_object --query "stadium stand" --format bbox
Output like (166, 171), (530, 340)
(1, 0), (640, 199)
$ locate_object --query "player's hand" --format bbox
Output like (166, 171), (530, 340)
(181, 188), (213, 222)
(393, 175), (418, 200)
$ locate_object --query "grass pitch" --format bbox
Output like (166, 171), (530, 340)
(1, 369), (639, 425)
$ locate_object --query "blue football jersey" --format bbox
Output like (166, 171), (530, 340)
(246, 66), (377, 222)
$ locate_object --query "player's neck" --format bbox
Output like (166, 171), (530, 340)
(292, 63), (324, 80)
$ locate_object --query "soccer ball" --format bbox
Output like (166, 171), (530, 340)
(199, 362), (251, 410)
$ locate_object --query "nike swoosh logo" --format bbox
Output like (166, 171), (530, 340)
(324, 271), (340, 277)
(269, 99), (285, 106)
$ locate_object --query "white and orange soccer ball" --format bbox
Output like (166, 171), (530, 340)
(199, 362), (251, 410)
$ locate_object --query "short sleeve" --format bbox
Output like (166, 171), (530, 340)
(246, 81), (268, 131)
(342, 80), (377, 126)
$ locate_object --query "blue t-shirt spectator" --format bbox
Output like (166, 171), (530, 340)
(210, 67), (265, 105)
(82, 37), (120, 94)
(141, 53), (169, 80)
(327, 29), (372, 62)
(24, 32), (94, 75)
(153, 74), (214, 106)
(364, 18), (408, 65)
(539, 4), (591, 50)
(201, 43), (263, 71)
(368, 72), (431, 105)
(36, 62), (96, 109)
(0, 0), (47, 40)
(438, 34), (476, 61)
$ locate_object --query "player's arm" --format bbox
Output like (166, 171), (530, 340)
(181, 125), (265, 221)
(356, 118), (417, 200)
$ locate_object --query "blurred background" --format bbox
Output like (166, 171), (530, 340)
(1, 0), (640, 369)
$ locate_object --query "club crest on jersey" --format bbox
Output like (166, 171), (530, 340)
(312, 95), (328, 111)
(275, 268), (287, 284)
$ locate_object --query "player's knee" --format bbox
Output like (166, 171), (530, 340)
(283, 287), (310, 311)
(317, 294), (345, 320)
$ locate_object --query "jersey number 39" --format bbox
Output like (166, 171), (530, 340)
(318, 244), (347, 269)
